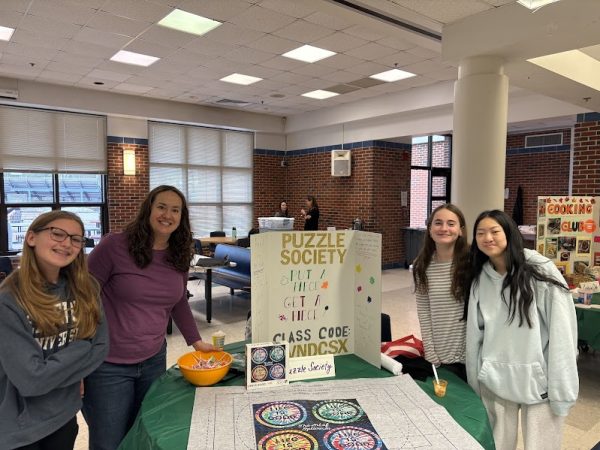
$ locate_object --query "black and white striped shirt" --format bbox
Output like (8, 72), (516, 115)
(415, 261), (466, 365)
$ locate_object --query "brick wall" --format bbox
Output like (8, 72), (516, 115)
(504, 129), (571, 224)
(572, 116), (600, 195)
(253, 151), (287, 227)
(107, 138), (149, 232)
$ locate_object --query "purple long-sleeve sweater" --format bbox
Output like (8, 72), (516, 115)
(88, 232), (200, 364)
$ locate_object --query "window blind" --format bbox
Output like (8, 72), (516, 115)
(149, 121), (254, 236)
(0, 106), (106, 172)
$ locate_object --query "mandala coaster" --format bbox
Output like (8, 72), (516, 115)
(323, 426), (383, 450)
(255, 401), (308, 428)
(258, 429), (318, 450)
(312, 400), (364, 424)
(252, 365), (268, 382)
(269, 345), (285, 362)
(269, 363), (285, 379)
(252, 347), (268, 364)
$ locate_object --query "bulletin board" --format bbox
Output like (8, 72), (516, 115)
(536, 196), (600, 275)
(251, 230), (382, 368)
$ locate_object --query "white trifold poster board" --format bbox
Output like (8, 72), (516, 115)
(251, 230), (382, 368)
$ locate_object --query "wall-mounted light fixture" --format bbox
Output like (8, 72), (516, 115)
(123, 149), (136, 175)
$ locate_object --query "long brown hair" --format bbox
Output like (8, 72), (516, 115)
(125, 185), (193, 272)
(412, 203), (470, 302)
(1, 210), (101, 338)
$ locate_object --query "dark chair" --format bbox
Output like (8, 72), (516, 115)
(193, 238), (202, 255)
(85, 237), (95, 248)
(381, 313), (392, 342)
(209, 231), (226, 255)
(236, 236), (250, 248)
(0, 257), (13, 283)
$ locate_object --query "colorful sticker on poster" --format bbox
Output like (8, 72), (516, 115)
(545, 238), (558, 259)
(577, 239), (591, 254)
(547, 218), (561, 235)
(538, 243), (544, 255)
(246, 342), (289, 390)
(559, 251), (570, 262)
(558, 237), (576, 251)
(253, 399), (388, 450)
(537, 224), (545, 238)
(555, 262), (568, 275)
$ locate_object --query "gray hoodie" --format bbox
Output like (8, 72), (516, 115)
(466, 249), (578, 417)
(0, 277), (109, 448)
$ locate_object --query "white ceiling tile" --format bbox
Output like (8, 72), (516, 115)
(160, 48), (216, 66)
(125, 39), (176, 58)
(45, 61), (94, 76)
(311, 32), (368, 54)
(59, 40), (117, 59)
(375, 36), (415, 51)
(290, 63), (337, 78)
(0, 53), (51, 70)
(372, 50), (424, 68)
(185, 65), (227, 80)
(257, 0), (315, 18)
(345, 42), (398, 61)
(51, 51), (101, 69)
(88, 68), (132, 82)
(0, 0), (30, 13)
(343, 24), (387, 42)
(303, 11), (353, 31)
(296, 77), (335, 89)
(345, 61), (390, 76)
(37, 70), (83, 83)
(229, 6), (296, 33)
(385, 0), (490, 24)
(223, 46), (275, 64)
(183, 38), (239, 57)
(319, 70), (362, 83)
(19, 14), (81, 39)
(177, 0), (253, 21)
(4, 43), (58, 61)
(203, 22), (264, 46)
(317, 53), (365, 70)
(273, 19), (335, 43)
(12, 29), (69, 51)
(423, 66), (458, 81)
(402, 75), (438, 88)
(0, 62), (43, 77)
(270, 71), (312, 84)
(239, 64), (281, 79)
(245, 34), (301, 54)
(144, 88), (180, 99)
(406, 46), (441, 59)
(123, 75), (167, 87)
(260, 56), (305, 71)
(401, 59), (448, 75)
(87, 11), (151, 37)
(113, 82), (154, 93)
(73, 27), (133, 49)
(100, 0), (172, 23)
(94, 60), (148, 75)
(136, 25), (198, 48)
(28, 1), (95, 26)
(0, 11), (24, 28)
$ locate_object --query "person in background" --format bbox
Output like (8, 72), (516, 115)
(467, 210), (578, 450)
(83, 185), (215, 450)
(274, 200), (289, 217)
(301, 195), (319, 231)
(0, 211), (108, 450)
(412, 203), (470, 381)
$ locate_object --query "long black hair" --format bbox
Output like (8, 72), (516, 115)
(412, 203), (470, 303)
(125, 185), (193, 272)
(471, 210), (567, 327)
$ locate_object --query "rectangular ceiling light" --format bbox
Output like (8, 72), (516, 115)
(370, 68), (416, 82)
(516, 0), (561, 10)
(158, 9), (221, 36)
(220, 73), (263, 85)
(282, 45), (336, 63)
(528, 49), (600, 91)
(0, 25), (15, 41)
(301, 89), (339, 100)
(110, 50), (160, 67)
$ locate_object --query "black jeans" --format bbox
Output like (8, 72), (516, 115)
(15, 416), (78, 450)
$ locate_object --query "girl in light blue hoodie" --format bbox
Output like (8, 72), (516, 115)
(467, 210), (578, 450)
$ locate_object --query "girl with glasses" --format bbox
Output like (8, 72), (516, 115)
(0, 210), (108, 449)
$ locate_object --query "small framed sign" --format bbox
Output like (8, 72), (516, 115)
(246, 342), (289, 390)
(287, 354), (336, 382)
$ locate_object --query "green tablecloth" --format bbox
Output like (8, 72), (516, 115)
(575, 296), (600, 350)
(119, 342), (495, 450)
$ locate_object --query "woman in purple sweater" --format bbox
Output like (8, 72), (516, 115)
(82, 185), (215, 450)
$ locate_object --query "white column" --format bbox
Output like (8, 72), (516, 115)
(451, 56), (509, 232)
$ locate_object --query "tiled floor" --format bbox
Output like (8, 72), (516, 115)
(74, 269), (599, 450)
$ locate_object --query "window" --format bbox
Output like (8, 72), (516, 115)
(410, 135), (452, 228)
(0, 106), (107, 253)
(1, 173), (106, 252)
(149, 122), (253, 237)
(525, 133), (563, 148)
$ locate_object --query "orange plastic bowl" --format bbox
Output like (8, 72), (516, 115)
(177, 350), (232, 387)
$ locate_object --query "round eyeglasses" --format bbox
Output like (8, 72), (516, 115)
(36, 227), (86, 248)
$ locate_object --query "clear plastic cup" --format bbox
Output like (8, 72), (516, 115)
(433, 379), (448, 397)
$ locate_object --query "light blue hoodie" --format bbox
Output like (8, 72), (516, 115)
(466, 249), (578, 417)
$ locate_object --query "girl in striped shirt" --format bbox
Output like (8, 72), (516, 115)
(412, 203), (470, 381)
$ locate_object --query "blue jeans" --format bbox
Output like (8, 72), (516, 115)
(82, 342), (166, 450)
